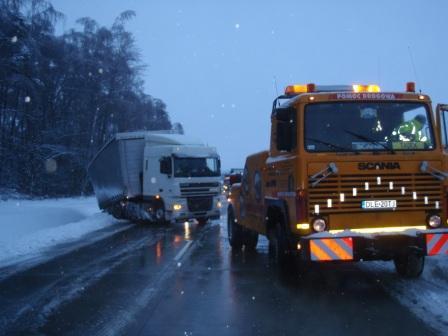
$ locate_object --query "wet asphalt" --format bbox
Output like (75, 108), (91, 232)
(0, 216), (438, 336)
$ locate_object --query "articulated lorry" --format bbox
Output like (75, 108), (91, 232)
(88, 131), (222, 224)
(228, 82), (448, 278)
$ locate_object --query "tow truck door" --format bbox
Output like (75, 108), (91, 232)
(437, 104), (448, 151)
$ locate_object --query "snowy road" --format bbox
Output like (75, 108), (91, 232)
(0, 198), (447, 335)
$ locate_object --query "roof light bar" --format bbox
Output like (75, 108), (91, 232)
(352, 84), (381, 93)
(285, 84), (309, 95)
(284, 83), (381, 95)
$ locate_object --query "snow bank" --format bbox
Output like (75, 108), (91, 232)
(0, 197), (120, 268)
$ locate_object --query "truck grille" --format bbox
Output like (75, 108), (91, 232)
(308, 173), (443, 215)
(180, 182), (220, 197)
(187, 197), (213, 212)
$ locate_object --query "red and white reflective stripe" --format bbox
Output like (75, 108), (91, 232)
(310, 237), (353, 261)
(426, 233), (448, 256)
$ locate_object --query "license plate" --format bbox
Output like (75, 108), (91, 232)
(361, 200), (397, 209)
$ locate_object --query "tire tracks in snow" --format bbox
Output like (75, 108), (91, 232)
(360, 259), (448, 335)
(0, 225), (164, 334)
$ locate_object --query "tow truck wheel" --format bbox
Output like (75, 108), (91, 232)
(268, 224), (290, 268)
(243, 229), (259, 251)
(227, 208), (243, 249)
(393, 253), (425, 278)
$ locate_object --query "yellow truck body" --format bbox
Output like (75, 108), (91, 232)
(228, 83), (448, 277)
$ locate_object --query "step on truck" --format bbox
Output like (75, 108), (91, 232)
(88, 131), (222, 224)
(228, 82), (448, 277)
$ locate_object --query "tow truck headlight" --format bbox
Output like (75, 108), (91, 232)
(173, 203), (183, 211)
(312, 218), (327, 232)
(428, 215), (441, 228)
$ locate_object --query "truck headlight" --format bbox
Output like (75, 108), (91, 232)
(312, 218), (327, 232)
(173, 203), (182, 211)
(428, 215), (441, 228)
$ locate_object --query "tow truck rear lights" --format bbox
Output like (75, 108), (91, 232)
(406, 81), (416, 92)
(352, 84), (381, 93)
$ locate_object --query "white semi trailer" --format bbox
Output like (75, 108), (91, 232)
(88, 131), (222, 224)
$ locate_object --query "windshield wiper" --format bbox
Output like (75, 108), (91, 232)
(344, 129), (395, 154)
(306, 137), (360, 154)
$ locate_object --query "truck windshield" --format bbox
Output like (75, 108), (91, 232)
(305, 102), (435, 153)
(173, 157), (220, 177)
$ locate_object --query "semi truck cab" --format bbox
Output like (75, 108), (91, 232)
(144, 144), (222, 223)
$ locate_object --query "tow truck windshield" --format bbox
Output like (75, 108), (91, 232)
(174, 157), (221, 177)
(305, 102), (435, 153)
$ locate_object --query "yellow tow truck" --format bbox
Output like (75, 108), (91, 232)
(228, 82), (448, 277)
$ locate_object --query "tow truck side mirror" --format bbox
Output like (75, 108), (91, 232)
(436, 104), (448, 150)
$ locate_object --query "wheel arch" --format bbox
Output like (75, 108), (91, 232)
(264, 197), (290, 234)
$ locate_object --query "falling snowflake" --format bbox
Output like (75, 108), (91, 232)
(210, 114), (215, 119)
(177, 262), (182, 267)
(98, 68), (103, 74)
(231, 104), (236, 108)
(221, 104), (225, 108)
(11, 36), (18, 43)
(235, 23), (240, 29)
(252, 296), (256, 300)
(24, 96), (31, 103)
(181, 290), (184, 295)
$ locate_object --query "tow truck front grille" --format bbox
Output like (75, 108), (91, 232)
(180, 182), (220, 197)
(187, 197), (213, 212)
(308, 173), (443, 215)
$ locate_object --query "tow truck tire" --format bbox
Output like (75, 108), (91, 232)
(227, 207), (243, 249)
(268, 223), (290, 269)
(393, 253), (425, 278)
(243, 229), (259, 251)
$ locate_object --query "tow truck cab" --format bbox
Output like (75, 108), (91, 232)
(228, 82), (448, 277)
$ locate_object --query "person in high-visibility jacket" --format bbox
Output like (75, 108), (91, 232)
(391, 115), (428, 143)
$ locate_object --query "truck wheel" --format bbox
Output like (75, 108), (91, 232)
(393, 253), (425, 278)
(268, 224), (290, 268)
(243, 229), (259, 251)
(154, 207), (166, 225)
(227, 208), (243, 249)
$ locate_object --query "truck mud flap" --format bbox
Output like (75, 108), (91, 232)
(309, 237), (354, 261)
(426, 233), (448, 256)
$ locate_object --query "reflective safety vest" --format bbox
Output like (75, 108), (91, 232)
(391, 119), (427, 142)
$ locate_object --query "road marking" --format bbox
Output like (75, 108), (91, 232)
(174, 241), (193, 261)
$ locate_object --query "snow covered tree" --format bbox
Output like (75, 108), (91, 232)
(0, 0), (174, 196)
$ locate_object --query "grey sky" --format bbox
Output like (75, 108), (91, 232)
(52, 0), (448, 170)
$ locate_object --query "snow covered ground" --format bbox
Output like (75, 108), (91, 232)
(360, 257), (448, 333)
(0, 197), (126, 269)
(0, 196), (447, 334)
